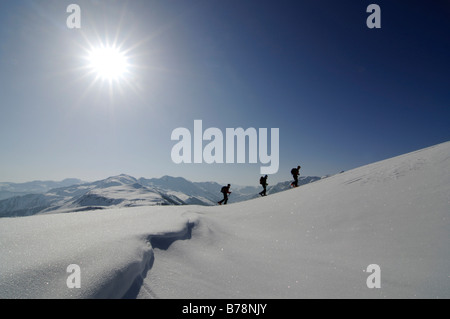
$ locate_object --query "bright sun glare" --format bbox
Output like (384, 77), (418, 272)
(87, 46), (129, 81)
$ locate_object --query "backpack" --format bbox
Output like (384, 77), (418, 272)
(260, 177), (264, 185)
(221, 186), (227, 194)
(291, 168), (297, 175)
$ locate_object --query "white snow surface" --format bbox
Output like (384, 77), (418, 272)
(1, 142), (449, 298)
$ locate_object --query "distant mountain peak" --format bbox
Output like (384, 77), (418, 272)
(159, 175), (187, 182)
(99, 174), (138, 186)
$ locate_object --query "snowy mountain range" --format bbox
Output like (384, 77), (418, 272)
(0, 178), (84, 200)
(0, 174), (321, 218)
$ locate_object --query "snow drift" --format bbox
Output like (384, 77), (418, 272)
(0, 142), (449, 298)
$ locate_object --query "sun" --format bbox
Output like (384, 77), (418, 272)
(86, 45), (130, 81)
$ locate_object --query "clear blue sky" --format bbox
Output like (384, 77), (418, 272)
(0, 0), (449, 185)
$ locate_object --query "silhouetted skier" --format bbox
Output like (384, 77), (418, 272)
(291, 166), (301, 187)
(218, 184), (231, 205)
(259, 175), (268, 196)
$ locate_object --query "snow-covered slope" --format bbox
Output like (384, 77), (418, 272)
(0, 142), (449, 298)
(139, 176), (223, 206)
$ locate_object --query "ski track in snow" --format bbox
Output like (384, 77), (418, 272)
(0, 141), (449, 298)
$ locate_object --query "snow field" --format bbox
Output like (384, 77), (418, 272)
(0, 142), (449, 298)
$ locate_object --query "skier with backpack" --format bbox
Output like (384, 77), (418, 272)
(291, 166), (301, 187)
(259, 175), (268, 196)
(218, 184), (232, 205)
